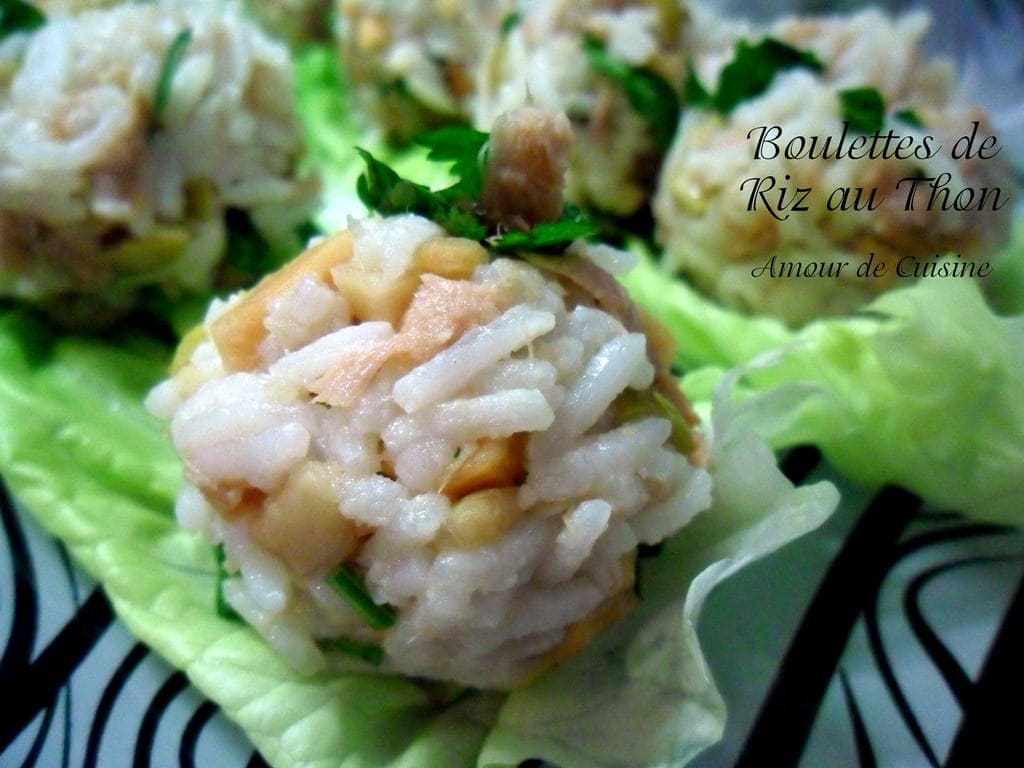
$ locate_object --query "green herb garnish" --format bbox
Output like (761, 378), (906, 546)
(686, 37), (824, 114)
(213, 545), (242, 622)
(414, 125), (490, 200)
(150, 28), (192, 138)
(489, 204), (599, 252)
(894, 108), (924, 128)
(500, 11), (522, 37)
(356, 126), (599, 253)
(355, 146), (489, 240)
(356, 125), (491, 241)
(317, 636), (385, 666)
(582, 35), (680, 149)
(326, 565), (397, 630)
(839, 86), (885, 134)
(0, 0), (44, 42)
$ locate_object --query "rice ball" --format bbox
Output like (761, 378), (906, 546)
(0, 0), (319, 325)
(654, 9), (1018, 324)
(148, 213), (711, 689)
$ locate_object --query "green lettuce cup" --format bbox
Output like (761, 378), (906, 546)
(0, 303), (836, 768)
(623, 237), (1024, 527)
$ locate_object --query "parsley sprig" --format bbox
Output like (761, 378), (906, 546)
(685, 38), (926, 136)
(356, 125), (600, 253)
(582, 35), (681, 150)
(685, 37), (824, 114)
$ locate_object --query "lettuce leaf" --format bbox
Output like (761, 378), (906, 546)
(622, 244), (1024, 526)
(0, 303), (836, 768)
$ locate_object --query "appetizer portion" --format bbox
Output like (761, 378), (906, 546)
(148, 107), (711, 689)
(473, 0), (738, 218)
(0, 0), (319, 324)
(147, 215), (708, 689)
(654, 9), (1018, 323)
(336, 0), (517, 141)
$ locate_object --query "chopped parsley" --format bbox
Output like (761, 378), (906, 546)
(317, 636), (385, 666)
(500, 11), (522, 37)
(685, 37), (824, 114)
(894, 108), (924, 128)
(582, 35), (680, 150)
(326, 564), (397, 630)
(356, 125), (599, 253)
(213, 545), (242, 622)
(149, 28), (192, 138)
(0, 0), (44, 42)
(838, 86), (885, 134)
(839, 89), (927, 134)
(489, 204), (598, 253)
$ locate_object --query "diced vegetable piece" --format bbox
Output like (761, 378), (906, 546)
(330, 262), (422, 325)
(440, 487), (521, 548)
(413, 236), (489, 279)
(441, 435), (526, 500)
(210, 230), (353, 371)
(249, 462), (360, 575)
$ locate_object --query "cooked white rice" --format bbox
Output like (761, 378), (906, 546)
(147, 213), (710, 688)
(654, 9), (1018, 323)
(0, 0), (318, 321)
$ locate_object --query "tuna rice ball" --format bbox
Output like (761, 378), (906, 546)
(0, 0), (318, 323)
(146, 213), (711, 689)
(654, 9), (1018, 324)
